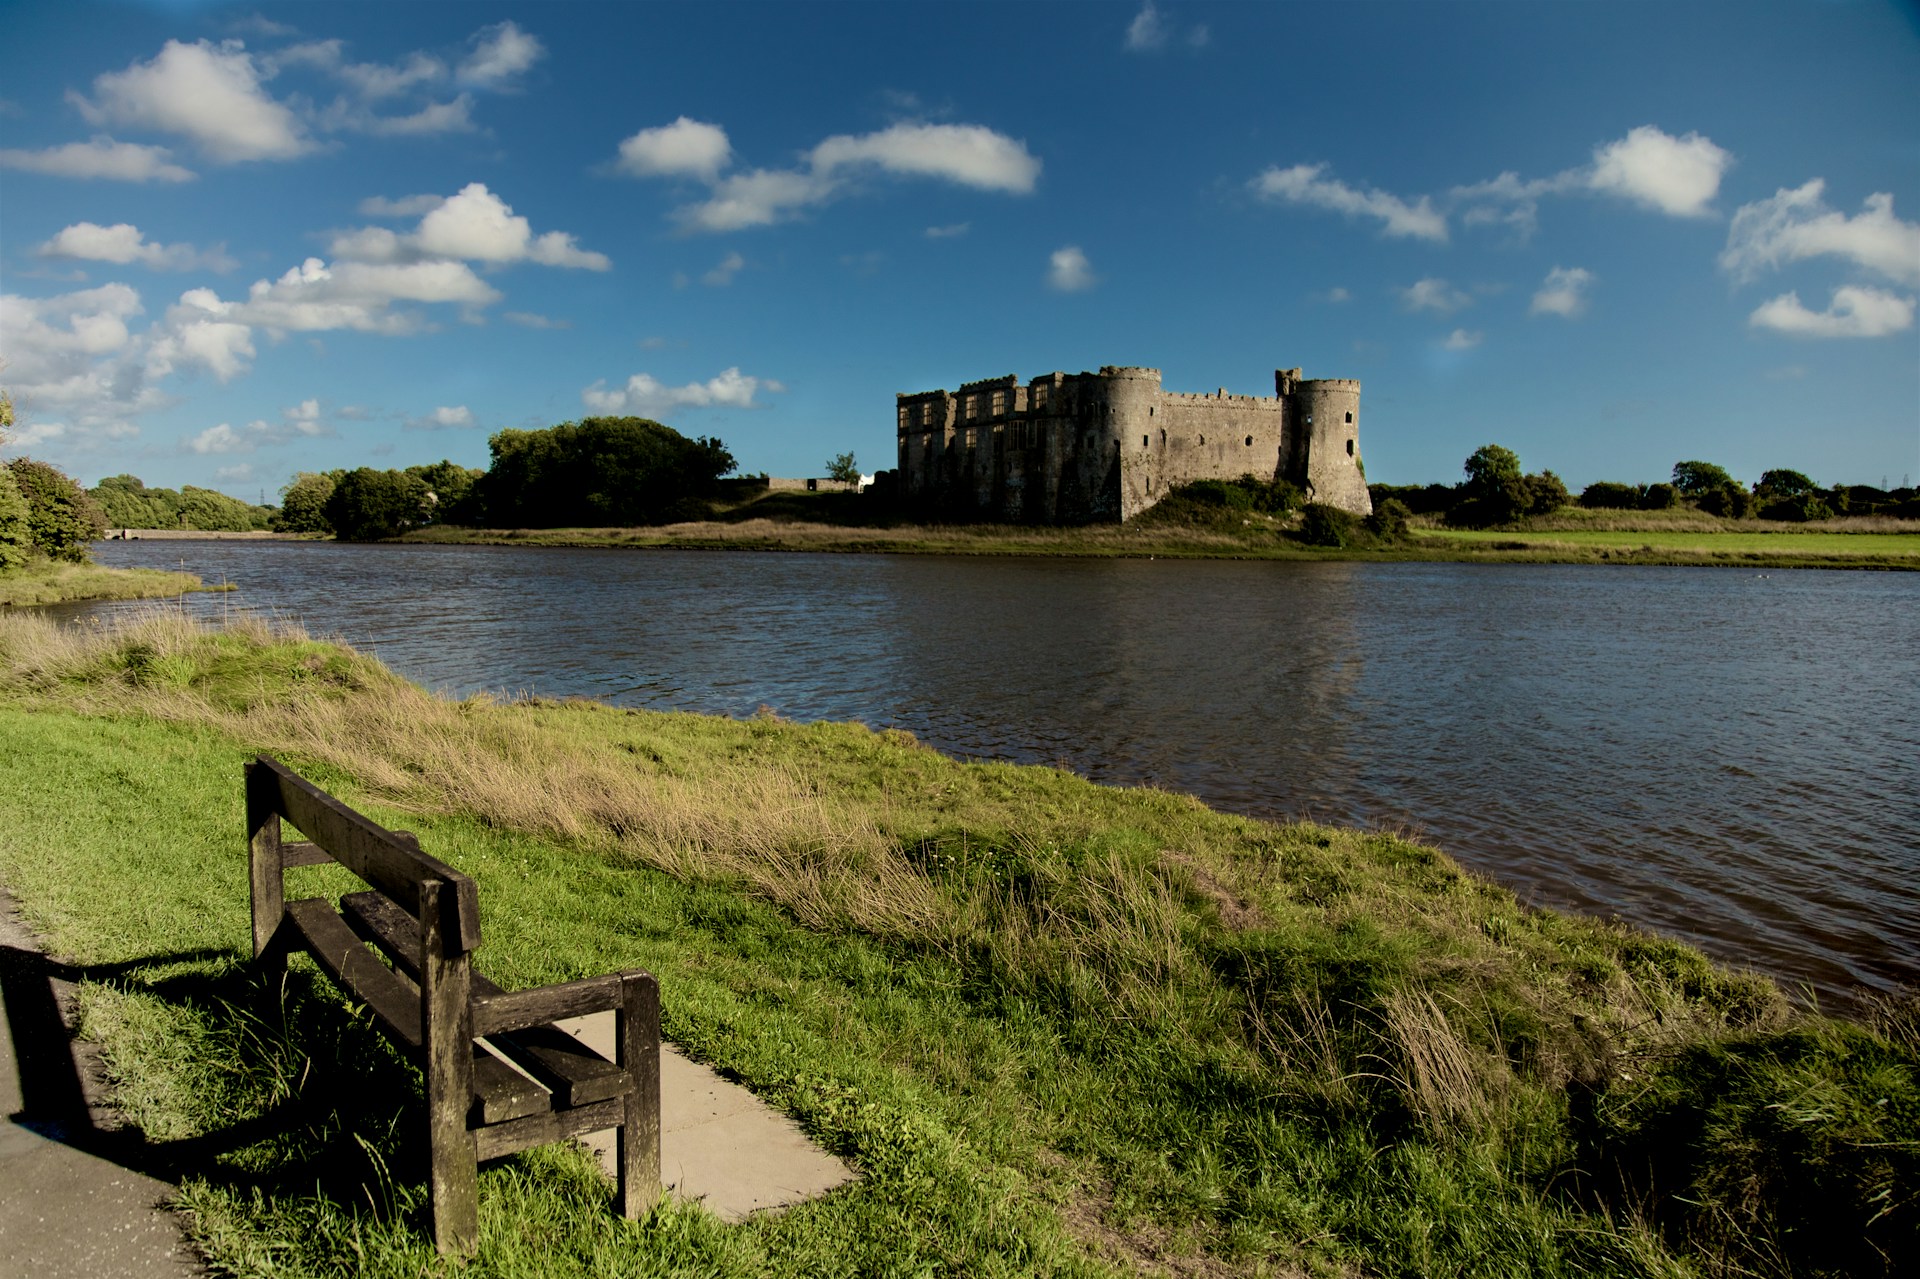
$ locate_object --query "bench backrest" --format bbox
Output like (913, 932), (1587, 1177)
(245, 753), (481, 956)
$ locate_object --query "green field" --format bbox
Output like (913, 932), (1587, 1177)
(1420, 526), (1920, 558)
(0, 610), (1912, 1277)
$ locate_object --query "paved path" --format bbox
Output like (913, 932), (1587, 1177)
(0, 893), (200, 1278)
(0, 888), (853, 1275)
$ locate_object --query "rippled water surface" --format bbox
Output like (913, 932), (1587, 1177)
(61, 540), (1920, 1000)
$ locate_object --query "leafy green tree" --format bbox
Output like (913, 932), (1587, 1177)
(825, 451), (861, 489)
(474, 417), (736, 528)
(1755, 469), (1817, 501)
(1525, 469), (1570, 515)
(7, 458), (105, 561)
(0, 465), (30, 572)
(1580, 481), (1644, 509)
(1446, 444), (1530, 527)
(1696, 482), (1754, 519)
(1672, 460), (1736, 496)
(275, 472), (337, 534)
(1754, 469), (1830, 521)
(1641, 482), (1679, 510)
(324, 468), (429, 541)
(1366, 497), (1412, 543)
(92, 474), (177, 528)
(403, 460), (483, 525)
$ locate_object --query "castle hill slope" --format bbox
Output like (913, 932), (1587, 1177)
(0, 611), (1913, 1278)
(398, 493), (1920, 572)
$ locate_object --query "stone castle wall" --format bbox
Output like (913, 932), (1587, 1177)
(894, 364), (1369, 524)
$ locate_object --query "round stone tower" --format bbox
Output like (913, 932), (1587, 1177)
(1293, 378), (1371, 515)
(1098, 366), (1163, 519)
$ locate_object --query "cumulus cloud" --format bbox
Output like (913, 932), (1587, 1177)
(1587, 126), (1730, 218)
(331, 183), (610, 270)
(1400, 277), (1471, 314)
(1251, 163), (1448, 242)
(1323, 286), (1351, 303)
(1441, 329), (1483, 351)
(1721, 181), (1920, 287)
(359, 193), (446, 218)
(186, 400), (333, 455)
(458, 21), (544, 88)
(190, 422), (250, 454)
(1047, 246), (1097, 292)
(1124, 3), (1207, 51)
(0, 283), (169, 451)
(926, 222), (970, 239)
(0, 136), (195, 182)
(616, 118), (1041, 233)
(215, 463), (256, 483)
(1747, 286), (1914, 339)
(615, 117), (732, 181)
(1530, 266), (1594, 318)
(322, 93), (477, 138)
(36, 222), (236, 272)
(702, 252), (746, 287)
(503, 310), (569, 329)
(581, 367), (779, 417)
(73, 39), (309, 162)
(405, 404), (476, 430)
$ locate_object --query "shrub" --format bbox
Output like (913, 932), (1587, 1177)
(1695, 483), (1754, 519)
(1759, 493), (1834, 522)
(1298, 502), (1368, 548)
(1366, 497), (1411, 543)
(1525, 469), (1569, 515)
(7, 458), (105, 562)
(1580, 481), (1644, 509)
(1368, 482), (1458, 515)
(1671, 460), (1736, 496)
(1640, 482), (1679, 510)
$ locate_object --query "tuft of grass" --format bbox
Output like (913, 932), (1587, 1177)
(0, 612), (1913, 1277)
(0, 559), (220, 607)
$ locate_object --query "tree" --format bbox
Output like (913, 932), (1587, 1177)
(1755, 469), (1817, 501)
(1446, 444), (1530, 527)
(7, 458), (106, 561)
(825, 451), (861, 489)
(1525, 469), (1570, 515)
(404, 460), (483, 524)
(1672, 460), (1736, 496)
(473, 417), (736, 528)
(275, 472), (337, 534)
(1580, 481), (1644, 509)
(0, 466), (29, 572)
(325, 468), (428, 541)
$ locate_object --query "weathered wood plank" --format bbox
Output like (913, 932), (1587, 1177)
(280, 840), (332, 868)
(470, 974), (623, 1036)
(339, 890), (425, 978)
(471, 1052), (551, 1125)
(246, 760), (284, 973)
(485, 1025), (630, 1108)
(420, 878), (479, 1256)
(284, 898), (423, 1050)
(253, 755), (481, 952)
(472, 1096), (625, 1163)
(618, 970), (662, 1218)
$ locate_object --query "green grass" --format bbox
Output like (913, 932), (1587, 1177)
(0, 611), (1913, 1277)
(0, 558), (219, 607)
(1422, 526), (1920, 557)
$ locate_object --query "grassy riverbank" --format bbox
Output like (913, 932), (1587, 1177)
(397, 493), (1920, 571)
(0, 611), (1913, 1277)
(0, 559), (216, 607)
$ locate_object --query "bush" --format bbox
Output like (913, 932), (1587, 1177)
(1368, 482), (1458, 515)
(1695, 483), (1754, 519)
(1366, 497), (1411, 543)
(7, 458), (105, 562)
(1759, 493), (1834, 522)
(1298, 502), (1368, 548)
(1671, 460), (1736, 497)
(1525, 469), (1569, 515)
(1139, 475), (1303, 529)
(1640, 482), (1679, 510)
(1580, 481), (1644, 509)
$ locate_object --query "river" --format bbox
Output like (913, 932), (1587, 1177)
(51, 539), (1920, 1003)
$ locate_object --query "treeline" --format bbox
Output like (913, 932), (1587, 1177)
(1, 458), (107, 570)
(91, 476), (274, 532)
(278, 416), (737, 540)
(1370, 449), (1919, 527)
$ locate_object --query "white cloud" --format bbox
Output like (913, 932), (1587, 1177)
(359, 193), (445, 218)
(1400, 277), (1470, 314)
(1721, 181), (1920, 288)
(623, 119), (1040, 233)
(215, 463), (256, 483)
(1748, 286), (1914, 339)
(190, 422), (251, 454)
(282, 398), (325, 433)
(926, 222), (970, 239)
(333, 182), (610, 271)
(458, 21), (544, 89)
(615, 117), (732, 181)
(1587, 126), (1731, 218)
(1442, 329), (1483, 351)
(323, 93), (476, 138)
(810, 123), (1040, 193)
(1126, 3), (1169, 50)
(1251, 163), (1448, 242)
(581, 367), (778, 417)
(186, 400), (333, 455)
(503, 310), (569, 329)
(74, 39), (309, 162)
(36, 222), (236, 273)
(0, 136), (195, 182)
(1530, 266), (1594, 318)
(1047, 246), (1097, 292)
(1323, 286), (1351, 303)
(702, 252), (746, 287)
(406, 404), (475, 430)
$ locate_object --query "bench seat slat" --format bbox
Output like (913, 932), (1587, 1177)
(285, 897), (423, 1050)
(339, 890), (628, 1108)
(472, 1050), (551, 1125)
(471, 975), (623, 1036)
(281, 840), (333, 868)
(473, 1096), (626, 1163)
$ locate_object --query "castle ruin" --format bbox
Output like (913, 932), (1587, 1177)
(895, 365), (1370, 524)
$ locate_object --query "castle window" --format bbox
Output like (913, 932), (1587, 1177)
(1345, 411), (1353, 423)
(1245, 435), (1254, 446)
(1034, 383), (1049, 409)
(965, 395), (978, 421)
(1304, 414), (1313, 426)
(898, 407), (908, 428)
(1347, 439), (1355, 456)
(1198, 434), (1205, 445)
(992, 389), (1006, 416)
(965, 427), (978, 449)
(921, 433), (931, 451)
(1142, 435), (1149, 448)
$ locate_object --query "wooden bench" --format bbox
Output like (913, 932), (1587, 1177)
(244, 753), (661, 1254)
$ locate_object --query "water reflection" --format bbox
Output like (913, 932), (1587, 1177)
(57, 540), (1920, 1003)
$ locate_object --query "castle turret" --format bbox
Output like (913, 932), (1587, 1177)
(1292, 378), (1370, 516)
(1099, 366), (1163, 519)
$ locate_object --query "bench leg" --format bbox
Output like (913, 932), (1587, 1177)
(617, 971), (662, 1218)
(245, 760), (286, 983)
(421, 880), (479, 1255)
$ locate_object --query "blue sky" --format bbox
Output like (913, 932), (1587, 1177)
(2, 0), (1916, 500)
